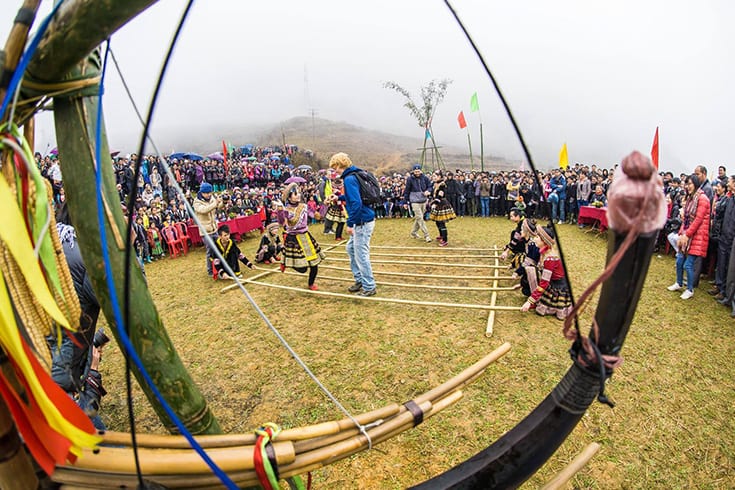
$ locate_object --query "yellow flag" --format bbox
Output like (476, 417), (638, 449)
(558, 143), (569, 170)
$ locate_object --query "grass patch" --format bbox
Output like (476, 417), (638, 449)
(99, 217), (735, 489)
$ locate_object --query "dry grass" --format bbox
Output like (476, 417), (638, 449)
(99, 217), (735, 489)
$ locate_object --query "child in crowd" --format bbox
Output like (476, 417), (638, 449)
(520, 225), (572, 319)
(256, 222), (284, 264)
(211, 224), (254, 280)
(147, 223), (165, 260)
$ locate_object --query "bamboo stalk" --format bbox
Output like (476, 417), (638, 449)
(71, 441), (295, 474)
(318, 264), (516, 281)
(486, 257), (501, 337)
(218, 268), (275, 293)
(240, 279), (519, 311)
(371, 245), (500, 251)
(53, 55), (219, 433)
(0, 1), (41, 108)
(102, 402), (401, 449)
(328, 250), (502, 259)
(540, 442), (601, 490)
(325, 256), (507, 269)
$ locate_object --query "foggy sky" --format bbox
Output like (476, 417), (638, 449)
(2, 0), (733, 175)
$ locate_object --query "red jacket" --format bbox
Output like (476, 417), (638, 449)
(680, 191), (710, 257)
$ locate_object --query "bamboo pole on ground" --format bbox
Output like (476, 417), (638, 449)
(540, 442), (601, 490)
(318, 264), (516, 281)
(485, 257), (501, 337)
(239, 279), (519, 311)
(325, 256), (507, 269)
(328, 250), (501, 259)
(371, 245), (500, 251)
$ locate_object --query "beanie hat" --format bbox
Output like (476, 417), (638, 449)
(200, 182), (213, 193)
(412, 164), (422, 171)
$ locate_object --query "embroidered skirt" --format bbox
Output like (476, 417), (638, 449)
(326, 205), (347, 223)
(535, 278), (573, 320)
(429, 199), (456, 222)
(283, 232), (324, 269)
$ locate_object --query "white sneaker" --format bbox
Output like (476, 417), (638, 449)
(667, 282), (683, 291)
(680, 289), (694, 300)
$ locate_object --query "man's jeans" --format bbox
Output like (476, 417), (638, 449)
(549, 193), (565, 222)
(347, 220), (376, 291)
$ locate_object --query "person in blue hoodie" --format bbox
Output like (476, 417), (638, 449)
(329, 152), (377, 296)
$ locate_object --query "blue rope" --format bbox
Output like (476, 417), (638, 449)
(93, 40), (238, 490)
(0, 1), (66, 120)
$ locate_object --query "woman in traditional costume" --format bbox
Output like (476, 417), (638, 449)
(276, 183), (325, 290)
(429, 171), (456, 247)
(324, 179), (348, 241)
(520, 225), (572, 319)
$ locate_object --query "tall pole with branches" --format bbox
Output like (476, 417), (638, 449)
(383, 79), (451, 172)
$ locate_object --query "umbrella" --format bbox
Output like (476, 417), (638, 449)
(246, 156), (257, 161)
(271, 152), (281, 157)
(207, 152), (224, 162)
(110, 150), (121, 157)
(284, 176), (306, 184)
(49, 147), (58, 155)
(186, 153), (203, 161)
(296, 164), (312, 171)
(169, 152), (188, 160)
(270, 155), (280, 161)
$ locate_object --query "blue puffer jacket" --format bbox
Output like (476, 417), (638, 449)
(342, 166), (375, 227)
(549, 174), (567, 200)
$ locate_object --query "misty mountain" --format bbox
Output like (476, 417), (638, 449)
(147, 116), (517, 174)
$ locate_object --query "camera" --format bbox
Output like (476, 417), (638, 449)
(93, 329), (110, 348)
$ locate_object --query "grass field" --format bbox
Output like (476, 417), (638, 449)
(99, 216), (735, 489)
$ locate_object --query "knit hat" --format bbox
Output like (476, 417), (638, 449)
(412, 164), (422, 171)
(199, 182), (213, 193)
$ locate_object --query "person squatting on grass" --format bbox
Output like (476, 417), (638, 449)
(514, 217), (541, 297)
(499, 207), (528, 269)
(211, 224), (254, 280)
(329, 152), (377, 297)
(520, 224), (573, 320)
(255, 222), (284, 265)
(276, 183), (325, 290)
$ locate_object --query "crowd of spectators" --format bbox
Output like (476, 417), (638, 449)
(34, 148), (734, 311)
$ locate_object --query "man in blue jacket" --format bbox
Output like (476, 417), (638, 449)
(329, 152), (377, 296)
(548, 168), (567, 224)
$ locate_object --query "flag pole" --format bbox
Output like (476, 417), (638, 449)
(479, 123), (484, 172)
(468, 132), (474, 171)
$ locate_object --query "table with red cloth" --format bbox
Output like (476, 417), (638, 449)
(578, 205), (608, 232)
(187, 215), (264, 246)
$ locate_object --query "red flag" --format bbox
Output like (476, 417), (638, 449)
(221, 140), (228, 173)
(651, 127), (659, 169)
(457, 111), (467, 129)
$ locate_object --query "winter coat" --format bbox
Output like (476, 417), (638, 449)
(680, 191), (710, 257)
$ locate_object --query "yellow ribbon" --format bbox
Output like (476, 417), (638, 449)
(0, 273), (101, 455)
(0, 172), (69, 327)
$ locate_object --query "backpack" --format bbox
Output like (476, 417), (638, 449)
(353, 170), (383, 206)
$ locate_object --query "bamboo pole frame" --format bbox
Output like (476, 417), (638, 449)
(485, 257), (501, 337)
(325, 256), (508, 269)
(234, 279), (520, 311)
(52, 344), (510, 487)
(328, 250), (502, 259)
(318, 264), (516, 281)
(222, 269), (517, 294)
(370, 245), (501, 251)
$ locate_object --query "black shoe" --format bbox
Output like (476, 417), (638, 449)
(707, 288), (720, 296)
(718, 297), (731, 306)
(358, 288), (377, 297)
(347, 282), (362, 293)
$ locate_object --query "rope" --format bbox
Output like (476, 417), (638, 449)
(110, 16), (379, 462)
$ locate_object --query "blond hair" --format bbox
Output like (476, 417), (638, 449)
(329, 152), (352, 170)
